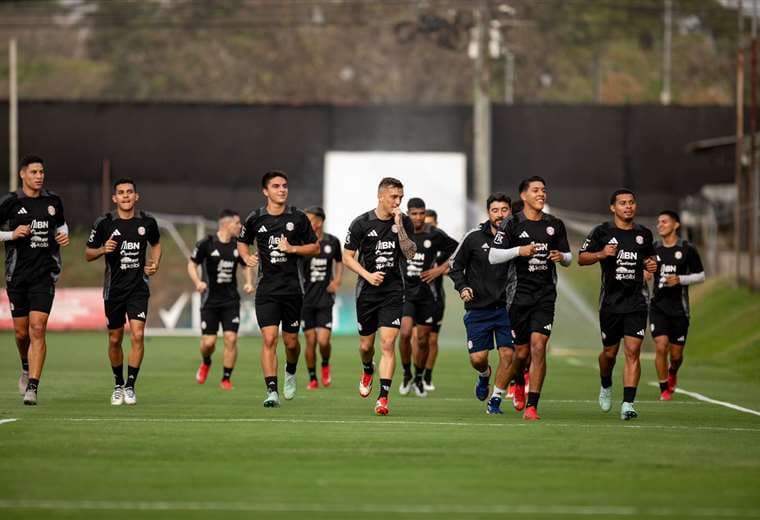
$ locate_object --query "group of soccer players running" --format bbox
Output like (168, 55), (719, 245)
(2, 156), (705, 422)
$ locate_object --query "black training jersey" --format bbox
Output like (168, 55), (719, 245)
(448, 221), (508, 310)
(0, 189), (66, 286)
(404, 224), (459, 302)
(87, 211), (161, 301)
(580, 222), (656, 314)
(190, 234), (246, 308)
(238, 206), (318, 297)
(493, 211), (570, 307)
(302, 233), (342, 308)
(651, 239), (704, 318)
(345, 210), (414, 298)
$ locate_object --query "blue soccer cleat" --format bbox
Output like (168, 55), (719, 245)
(486, 396), (503, 414)
(475, 375), (490, 401)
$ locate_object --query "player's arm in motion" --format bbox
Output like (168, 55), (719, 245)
(328, 256), (343, 293)
(187, 258), (207, 293)
(577, 227), (615, 266)
(342, 248), (385, 287)
(144, 242), (161, 276)
(278, 236), (320, 257)
(85, 233), (117, 262)
(448, 233), (473, 302)
(242, 265), (255, 294)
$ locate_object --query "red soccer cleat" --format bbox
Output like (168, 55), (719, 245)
(667, 371), (677, 393)
(196, 363), (210, 384)
(524, 370), (531, 393)
(359, 372), (373, 398)
(375, 396), (389, 415)
(506, 382), (515, 399)
(219, 379), (233, 391)
(322, 365), (332, 387)
(307, 379), (319, 391)
(660, 389), (673, 401)
(513, 384), (526, 411)
(523, 406), (541, 421)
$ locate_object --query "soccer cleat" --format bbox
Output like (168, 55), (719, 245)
(413, 379), (427, 398)
(263, 390), (280, 408)
(196, 363), (210, 384)
(423, 380), (436, 392)
(475, 375), (490, 401)
(220, 379), (233, 391)
(512, 384), (526, 411)
(506, 382), (515, 399)
(374, 396), (389, 415)
(486, 396), (503, 414)
(283, 373), (297, 400)
(598, 386), (612, 412)
(18, 371), (29, 396)
(23, 388), (37, 406)
(307, 379), (319, 390)
(321, 365), (331, 387)
(667, 371), (677, 393)
(399, 374), (413, 396)
(621, 402), (638, 421)
(124, 387), (137, 405)
(660, 389), (673, 401)
(111, 385), (125, 406)
(359, 371), (373, 398)
(523, 406), (540, 421)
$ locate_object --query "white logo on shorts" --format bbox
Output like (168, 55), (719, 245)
(650, 323), (655, 331)
(467, 340), (474, 350)
(391, 318), (401, 326)
(232, 317), (240, 323)
(636, 329), (645, 336)
(290, 321), (299, 328)
(286, 222), (294, 231)
(602, 332), (607, 340)
(544, 323), (552, 330)
(201, 321), (207, 329)
(137, 312), (146, 319)
(677, 336), (685, 342)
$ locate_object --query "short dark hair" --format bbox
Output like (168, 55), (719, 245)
(113, 178), (136, 192)
(659, 210), (680, 223)
(378, 177), (403, 191)
(20, 155), (44, 170)
(262, 170), (288, 189)
(407, 197), (426, 210)
(305, 206), (326, 220)
(486, 192), (511, 210)
(518, 176), (546, 193)
(218, 209), (239, 220)
(425, 209), (438, 220)
(610, 188), (635, 205)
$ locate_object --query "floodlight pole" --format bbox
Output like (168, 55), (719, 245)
(9, 38), (18, 192)
(473, 1), (491, 213)
(750, 0), (758, 290)
(660, 0), (672, 105)
(736, 0), (745, 285)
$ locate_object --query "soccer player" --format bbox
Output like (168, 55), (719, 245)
(301, 206), (343, 390)
(237, 171), (319, 408)
(86, 178), (161, 406)
(188, 209), (254, 390)
(650, 210), (705, 400)
(578, 189), (657, 420)
(448, 193), (519, 409)
(343, 177), (416, 416)
(488, 176), (571, 419)
(398, 198), (458, 397)
(0, 155), (69, 405)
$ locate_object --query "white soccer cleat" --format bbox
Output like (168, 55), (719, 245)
(620, 402), (638, 421)
(23, 388), (37, 406)
(423, 381), (436, 392)
(414, 380), (428, 398)
(263, 390), (280, 408)
(398, 376), (413, 396)
(283, 373), (297, 400)
(111, 386), (125, 406)
(598, 386), (612, 413)
(18, 371), (29, 396)
(124, 387), (137, 405)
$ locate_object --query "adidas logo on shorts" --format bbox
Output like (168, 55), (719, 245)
(290, 321), (299, 327)
(391, 318), (401, 326)
(636, 329), (645, 336)
(368, 230), (378, 237)
(137, 312), (146, 319)
(519, 231), (530, 239)
(232, 317), (240, 323)
(677, 336), (685, 342)
(544, 323), (552, 330)
(258, 225), (268, 233)
(425, 317), (434, 323)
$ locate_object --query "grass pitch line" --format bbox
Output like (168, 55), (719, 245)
(0, 418), (17, 426)
(0, 500), (759, 517)
(648, 382), (760, 417)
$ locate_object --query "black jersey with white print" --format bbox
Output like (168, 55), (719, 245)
(238, 206), (318, 297)
(302, 233), (342, 308)
(345, 210), (415, 298)
(87, 212), (160, 301)
(0, 189), (66, 286)
(190, 234), (245, 308)
(651, 239), (704, 318)
(580, 222), (656, 314)
(404, 224), (459, 302)
(493, 211), (570, 307)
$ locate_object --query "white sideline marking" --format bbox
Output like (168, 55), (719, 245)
(0, 500), (759, 517)
(0, 418), (17, 426)
(29, 417), (760, 433)
(648, 382), (760, 417)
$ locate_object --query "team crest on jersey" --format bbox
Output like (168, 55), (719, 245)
(546, 226), (555, 236)
(324, 245), (332, 254)
(391, 225), (398, 233)
(138, 226), (146, 236)
(286, 222), (294, 231)
(423, 239), (432, 249)
(675, 251), (683, 260)
(48, 205), (56, 216)
(636, 235), (644, 245)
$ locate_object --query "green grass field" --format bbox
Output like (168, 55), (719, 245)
(1, 322), (759, 519)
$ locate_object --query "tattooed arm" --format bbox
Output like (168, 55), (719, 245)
(393, 209), (417, 261)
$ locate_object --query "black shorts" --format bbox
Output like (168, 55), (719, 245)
(256, 293), (302, 333)
(649, 306), (689, 345)
(302, 305), (333, 331)
(356, 291), (403, 336)
(6, 277), (55, 317)
(431, 300), (445, 334)
(599, 310), (648, 347)
(201, 303), (241, 335)
(402, 298), (438, 327)
(105, 293), (149, 330)
(509, 300), (555, 346)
